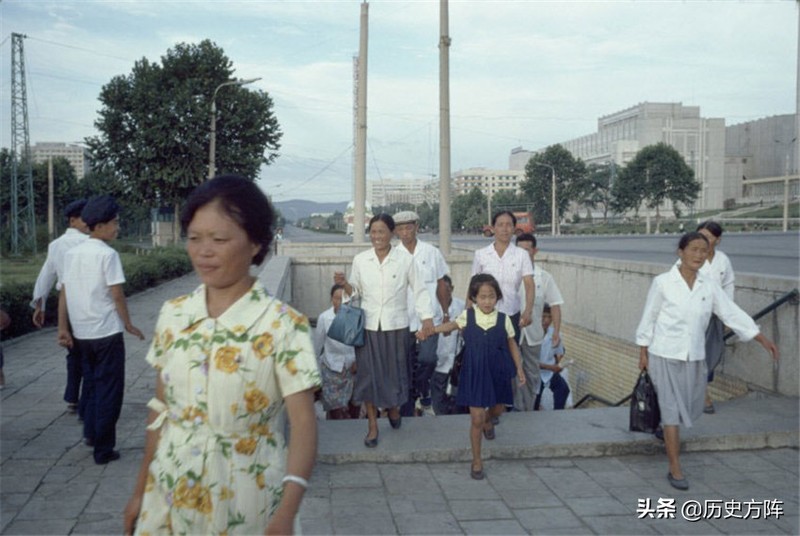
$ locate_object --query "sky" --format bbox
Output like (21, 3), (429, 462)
(0, 0), (796, 204)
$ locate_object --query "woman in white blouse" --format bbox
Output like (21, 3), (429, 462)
(696, 220), (735, 414)
(636, 232), (778, 491)
(334, 214), (434, 448)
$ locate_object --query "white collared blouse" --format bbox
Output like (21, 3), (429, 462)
(635, 264), (759, 361)
(471, 242), (534, 316)
(348, 245), (433, 332)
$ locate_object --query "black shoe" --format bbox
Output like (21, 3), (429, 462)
(364, 433), (379, 448)
(389, 415), (402, 429)
(654, 426), (664, 441)
(84, 437), (95, 447)
(491, 416), (500, 426)
(667, 472), (689, 490)
(95, 450), (120, 465)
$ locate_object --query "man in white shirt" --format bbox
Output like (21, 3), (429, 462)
(58, 195), (144, 465)
(394, 210), (450, 416)
(514, 233), (564, 412)
(430, 275), (466, 415)
(31, 198), (89, 415)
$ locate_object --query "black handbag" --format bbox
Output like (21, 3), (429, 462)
(326, 300), (365, 347)
(629, 370), (661, 433)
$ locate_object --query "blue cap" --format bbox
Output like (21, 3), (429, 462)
(63, 198), (88, 219)
(81, 195), (120, 226)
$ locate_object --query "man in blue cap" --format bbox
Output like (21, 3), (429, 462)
(31, 198), (90, 415)
(58, 194), (144, 464)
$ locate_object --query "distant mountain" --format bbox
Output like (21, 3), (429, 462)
(274, 199), (349, 222)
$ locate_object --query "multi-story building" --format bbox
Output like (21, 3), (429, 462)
(451, 167), (525, 198)
(31, 142), (91, 181)
(725, 114), (798, 204)
(511, 102), (727, 210)
(367, 177), (437, 207)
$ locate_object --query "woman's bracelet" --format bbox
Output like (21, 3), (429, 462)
(281, 474), (309, 489)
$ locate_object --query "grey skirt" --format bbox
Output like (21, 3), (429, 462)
(648, 354), (706, 428)
(352, 328), (409, 408)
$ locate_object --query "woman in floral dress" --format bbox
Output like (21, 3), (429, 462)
(124, 175), (320, 535)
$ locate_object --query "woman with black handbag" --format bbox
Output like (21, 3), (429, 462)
(635, 232), (778, 491)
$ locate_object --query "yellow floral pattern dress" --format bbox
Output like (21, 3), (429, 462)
(134, 282), (320, 535)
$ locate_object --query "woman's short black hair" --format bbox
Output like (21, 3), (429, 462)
(468, 273), (503, 302)
(696, 220), (723, 238)
(369, 213), (395, 232)
(492, 210), (516, 226)
(678, 231), (709, 251)
(180, 174), (274, 265)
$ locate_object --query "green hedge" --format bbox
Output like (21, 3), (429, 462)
(0, 246), (193, 340)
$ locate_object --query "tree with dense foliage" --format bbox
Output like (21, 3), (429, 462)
(490, 189), (528, 214)
(611, 143), (700, 231)
(451, 187), (488, 232)
(0, 151), (82, 248)
(583, 163), (615, 223)
(86, 39), (282, 237)
(520, 145), (587, 230)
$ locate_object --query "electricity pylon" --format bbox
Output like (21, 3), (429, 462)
(9, 32), (37, 255)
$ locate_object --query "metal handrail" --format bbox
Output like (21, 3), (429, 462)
(723, 288), (799, 341)
(573, 288), (798, 409)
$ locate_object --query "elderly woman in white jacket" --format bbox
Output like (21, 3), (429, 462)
(334, 213), (434, 448)
(636, 232), (778, 491)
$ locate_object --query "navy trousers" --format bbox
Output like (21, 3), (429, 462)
(64, 345), (86, 417)
(76, 333), (125, 463)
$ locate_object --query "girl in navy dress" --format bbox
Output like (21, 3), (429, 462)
(431, 273), (525, 480)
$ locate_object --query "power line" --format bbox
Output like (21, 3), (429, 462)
(24, 35), (134, 63)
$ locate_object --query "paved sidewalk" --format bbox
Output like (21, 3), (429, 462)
(1, 274), (798, 535)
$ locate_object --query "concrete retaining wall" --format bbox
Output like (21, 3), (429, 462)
(278, 241), (799, 398)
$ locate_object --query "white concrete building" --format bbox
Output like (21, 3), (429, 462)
(451, 167), (525, 197)
(31, 142), (91, 181)
(367, 177), (437, 207)
(512, 102), (727, 210)
(725, 114), (798, 204)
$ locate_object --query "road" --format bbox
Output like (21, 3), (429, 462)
(283, 226), (800, 279)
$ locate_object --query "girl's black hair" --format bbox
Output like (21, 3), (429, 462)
(696, 220), (723, 238)
(180, 174), (275, 265)
(468, 273), (503, 302)
(678, 231), (709, 250)
(492, 210), (516, 226)
(368, 213), (395, 232)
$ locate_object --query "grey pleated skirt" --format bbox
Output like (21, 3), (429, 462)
(352, 328), (409, 408)
(648, 354), (706, 428)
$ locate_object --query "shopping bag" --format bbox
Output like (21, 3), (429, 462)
(629, 370), (661, 433)
(327, 302), (365, 347)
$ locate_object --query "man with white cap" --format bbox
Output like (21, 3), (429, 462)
(394, 210), (450, 416)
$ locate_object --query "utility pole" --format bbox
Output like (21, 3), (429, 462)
(353, 1), (369, 244)
(48, 157), (54, 241)
(438, 0), (452, 254)
(10, 33), (37, 255)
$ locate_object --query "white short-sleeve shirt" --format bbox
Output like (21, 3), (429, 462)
(62, 238), (126, 339)
(314, 306), (356, 372)
(471, 242), (533, 316)
(31, 228), (88, 311)
(520, 264), (565, 346)
(435, 297), (466, 373)
(399, 239), (450, 330)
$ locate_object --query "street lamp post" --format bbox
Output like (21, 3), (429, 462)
(208, 77), (261, 180)
(534, 161), (557, 236)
